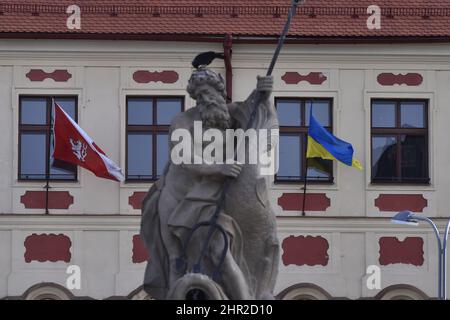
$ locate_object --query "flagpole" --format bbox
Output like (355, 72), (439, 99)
(302, 157), (308, 216)
(45, 99), (55, 215)
(302, 101), (314, 216)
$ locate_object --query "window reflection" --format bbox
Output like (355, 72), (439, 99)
(372, 136), (397, 180)
(276, 98), (333, 182)
(20, 133), (46, 179)
(401, 102), (425, 128)
(157, 99), (182, 125)
(277, 100), (301, 126)
(127, 98), (153, 125)
(21, 98), (47, 125)
(372, 101), (396, 128)
(371, 99), (429, 183)
(54, 98), (76, 120)
(19, 96), (78, 181)
(157, 134), (169, 177)
(126, 96), (183, 181)
(278, 135), (301, 180)
(305, 100), (330, 127)
(127, 133), (152, 179)
(307, 158), (332, 180)
(401, 135), (427, 179)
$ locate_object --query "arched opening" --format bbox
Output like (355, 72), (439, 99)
(375, 284), (429, 300)
(22, 283), (73, 300)
(277, 283), (332, 300)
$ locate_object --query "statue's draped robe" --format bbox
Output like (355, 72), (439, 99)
(141, 91), (278, 299)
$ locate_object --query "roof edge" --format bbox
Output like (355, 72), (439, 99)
(1, 32), (450, 44)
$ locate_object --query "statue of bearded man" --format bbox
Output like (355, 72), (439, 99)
(141, 67), (279, 300)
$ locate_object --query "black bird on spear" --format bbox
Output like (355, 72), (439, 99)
(192, 51), (225, 69)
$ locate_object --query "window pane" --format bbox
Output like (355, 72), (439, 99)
(277, 100), (301, 126)
(127, 98), (153, 125)
(50, 134), (76, 180)
(278, 135), (301, 180)
(372, 101), (396, 127)
(156, 133), (169, 177)
(156, 98), (182, 125)
(20, 132), (46, 179)
(21, 97), (47, 125)
(401, 102), (425, 128)
(307, 158), (332, 181)
(401, 135), (428, 180)
(127, 133), (152, 179)
(54, 98), (76, 120)
(372, 136), (397, 180)
(305, 100), (331, 127)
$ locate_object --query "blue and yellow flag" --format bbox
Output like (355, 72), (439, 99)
(307, 114), (362, 170)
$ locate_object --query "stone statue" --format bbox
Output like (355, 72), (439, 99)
(140, 66), (280, 300)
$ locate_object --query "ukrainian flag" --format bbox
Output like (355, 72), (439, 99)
(307, 114), (363, 170)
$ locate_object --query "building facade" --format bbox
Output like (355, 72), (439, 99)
(1, 1), (450, 300)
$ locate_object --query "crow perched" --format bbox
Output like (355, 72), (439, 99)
(192, 51), (225, 69)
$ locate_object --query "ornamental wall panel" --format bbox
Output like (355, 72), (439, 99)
(123, 67), (192, 90)
(365, 70), (435, 92)
(13, 66), (82, 88)
(272, 69), (337, 92)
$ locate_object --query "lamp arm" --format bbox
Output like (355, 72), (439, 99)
(443, 220), (450, 251)
(411, 215), (441, 244)
(412, 214), (443, 299)
(443, 220), (450, 299)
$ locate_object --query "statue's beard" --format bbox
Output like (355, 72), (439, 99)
(198, 99), (231, 130)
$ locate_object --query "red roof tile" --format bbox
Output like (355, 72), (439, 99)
(1, 0), (450, 40)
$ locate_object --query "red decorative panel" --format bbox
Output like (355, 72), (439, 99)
(282, 235), (329, 266)
(374, 194), (427, 213)
(132, 235), (149, 263)
(377, 73), (423, 86)
(379, 237), (424, 266)
(24, 234), (72, 263)
(278, 193), (330, 212)
(26, 69), (72, 82)
(20, 191), (74, 210)
(281, 72), (327, 85)
(133, 70), (179, 84)
(129, 192), (147, 210)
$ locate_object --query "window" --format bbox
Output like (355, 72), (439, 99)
(19, 96), (77, 181)
(275, 98), (333, 183)
(371, 99), (429, 184)
(126, 96), (184, 181)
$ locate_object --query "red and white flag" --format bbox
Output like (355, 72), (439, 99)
(52, 102), (124, 182)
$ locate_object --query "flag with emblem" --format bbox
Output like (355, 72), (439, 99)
(52, 102), (124, 182)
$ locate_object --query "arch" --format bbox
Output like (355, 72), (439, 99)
(22, 283), (74, 300)
(277, 283), (332, 300)
(374, 284), (429, 300)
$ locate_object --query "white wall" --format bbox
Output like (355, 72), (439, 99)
(0, 39), (449, 299)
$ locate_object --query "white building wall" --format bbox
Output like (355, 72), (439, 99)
(0, 39), (449, 299)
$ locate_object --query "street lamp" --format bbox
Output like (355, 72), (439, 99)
(391, 210), (450, 300)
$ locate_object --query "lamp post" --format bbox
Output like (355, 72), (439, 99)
(391, 210), (450, 300)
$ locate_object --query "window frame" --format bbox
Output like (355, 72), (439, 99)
(125, 95), (185, 182)
(274, 97), (334, 184)
(18, 95), (78, 182)
(370, 98), (429, 184)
